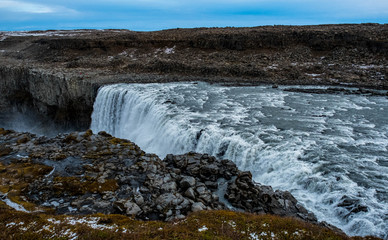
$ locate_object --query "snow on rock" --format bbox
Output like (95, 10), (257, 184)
(249, 232), (259, 240)
(0, 192), (30, 213)
(47, 218), (61, 225)
(198, 225), (208, 232)
(306, 73), (322, 77)
(164, 46), (175, 54)
(66, 217), (117, 230)
(61, 229), (78, 240)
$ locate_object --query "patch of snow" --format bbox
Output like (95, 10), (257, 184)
(228, 220), (236, 229)
(118, 51), (127, 56)
(357, 64), (383, 69)
(198, 225), (208, 232)
(266, 64), (278, 70)
(158, 227), (163, 231)
(0, 50), (5, 53)
(1, 30), (87, 38)
(305, 73), (321, 77)
(6, 222), (16, 227)
(0, 192), (30, 213)
(164, 46), (175, 54)
(249, 232), (259, 240)
(293, 230), (301, 236)
(62, 229), (78, 240)
(47, 218), (61, 225)
(66, 217), (117, 230)
(50, 201), (60, 207)
(41, 224), (53, 233)
(45, 167), (55, 177)
(68, 206), (77, 212)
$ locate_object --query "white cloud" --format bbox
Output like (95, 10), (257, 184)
(0, 0), (76, 14)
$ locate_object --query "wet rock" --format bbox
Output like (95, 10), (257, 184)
(338, 196), (368, 214)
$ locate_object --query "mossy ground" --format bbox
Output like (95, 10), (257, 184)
(0, 205), (382, 240)
(0, 162), (53, 211)
(53, 176), (119, 195)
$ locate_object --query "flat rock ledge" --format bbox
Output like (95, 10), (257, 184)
(0, 128), (317, 224)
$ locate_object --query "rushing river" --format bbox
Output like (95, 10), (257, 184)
(91, 82), (388, 238)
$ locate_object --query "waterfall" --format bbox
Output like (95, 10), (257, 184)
(91, 83), (388, 239)
(91, 84), (199, 157)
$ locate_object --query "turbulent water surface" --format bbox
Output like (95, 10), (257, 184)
(91, 83), (388, 238)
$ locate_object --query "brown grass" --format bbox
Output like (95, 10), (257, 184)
(0, 206), (383, 240)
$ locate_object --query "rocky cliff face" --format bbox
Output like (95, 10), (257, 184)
(0, 65), (96, 128)
(0, 24), (387, 128)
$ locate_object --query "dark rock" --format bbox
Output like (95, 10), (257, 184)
(0, 130), (319, 224)
(124, 201), (142, 216)
(180, 176), (196, 189)
(0, 146), (12, 157)
(191, 202), (206, 212)
(184, 187), (196, 200)
(338, 195), (368, 214)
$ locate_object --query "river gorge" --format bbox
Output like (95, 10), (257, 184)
(0, 25), (387, 239)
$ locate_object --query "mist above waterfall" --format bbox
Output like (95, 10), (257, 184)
(91, 82), (388, 238)
(0, 107), (73, 137)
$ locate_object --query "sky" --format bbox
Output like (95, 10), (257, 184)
(0, 0), (387, 31)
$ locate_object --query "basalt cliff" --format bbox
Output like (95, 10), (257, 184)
(0, 24), (387, 129)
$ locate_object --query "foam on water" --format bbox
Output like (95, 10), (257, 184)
(91, 83), (388, 238)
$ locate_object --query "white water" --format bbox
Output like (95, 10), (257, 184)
(91, 82), (388, 238)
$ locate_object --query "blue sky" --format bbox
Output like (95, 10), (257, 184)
(0, 0), (387, 31)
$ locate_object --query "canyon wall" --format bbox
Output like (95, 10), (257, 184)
(0, 24), (387, 128)
(0, 65), (97, 128)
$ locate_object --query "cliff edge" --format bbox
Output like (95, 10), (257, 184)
(0, 24), (387, 128)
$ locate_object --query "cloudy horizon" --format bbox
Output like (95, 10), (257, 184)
(0, 0), (387, 31)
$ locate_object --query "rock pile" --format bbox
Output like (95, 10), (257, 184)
(0, 129), (316, 223)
